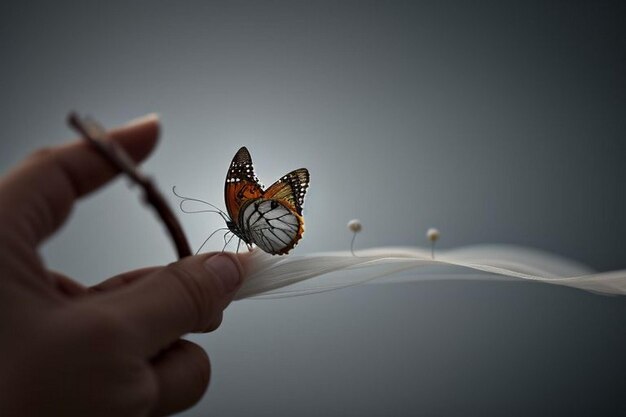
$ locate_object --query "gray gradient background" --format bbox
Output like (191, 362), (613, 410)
(2, 1), (626, 416)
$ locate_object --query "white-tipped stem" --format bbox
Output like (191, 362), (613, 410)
(347, 219), (362, 257)
(426, 228), (440, 260)
(350, 232), (357, 257)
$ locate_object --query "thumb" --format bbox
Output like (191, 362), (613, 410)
(103, 252), (246, 355)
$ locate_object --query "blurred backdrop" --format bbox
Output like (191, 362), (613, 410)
(1, 1), (625, 416)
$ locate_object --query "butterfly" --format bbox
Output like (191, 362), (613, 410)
(224, 147), (310, 255)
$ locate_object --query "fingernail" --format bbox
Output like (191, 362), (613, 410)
(123, 113), (160, 128)
(204, 254), (242, 294)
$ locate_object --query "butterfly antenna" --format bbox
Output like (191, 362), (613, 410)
(172, 186), (230, 222)
(195, 227), (229, 255)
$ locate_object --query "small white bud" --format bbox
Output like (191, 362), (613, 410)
(347, 219), (362, 233)
(426, 228), (440, 242)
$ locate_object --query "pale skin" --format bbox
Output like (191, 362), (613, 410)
(0, 115), (248, 416)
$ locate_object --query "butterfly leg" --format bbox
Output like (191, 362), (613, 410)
(236, 238), (242, 253)
(195, 227), (229, 255)
(221, 231), (235, 252)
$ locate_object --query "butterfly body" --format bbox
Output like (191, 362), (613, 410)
(224, 147), (309, 255)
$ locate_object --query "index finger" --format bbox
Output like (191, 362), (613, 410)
(0, 114), (159, 245)
(97, 252), (246, 356)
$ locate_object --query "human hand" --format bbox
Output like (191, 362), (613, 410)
(0, 115), (246, 416)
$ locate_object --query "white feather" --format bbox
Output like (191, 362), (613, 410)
(234, 245), (626, 299)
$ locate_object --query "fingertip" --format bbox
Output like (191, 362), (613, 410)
(203, 253), (244, 294)
(231, 248), (260, 277)
(222, 252), (247, 282)
(200, 251), (247, 282)
(109, 113), (161, 163)
(121, 113), (160, 129)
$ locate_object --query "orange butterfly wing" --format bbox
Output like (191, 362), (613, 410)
(263, 168), (310, 215)
(224, 147), (263, 222)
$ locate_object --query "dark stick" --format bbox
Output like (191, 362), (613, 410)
(67, 112), (192, 259)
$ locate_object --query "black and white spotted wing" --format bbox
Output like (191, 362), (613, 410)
(238, 198), (304, 255)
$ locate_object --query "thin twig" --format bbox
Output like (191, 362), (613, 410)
(67, 112), (192, 259)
